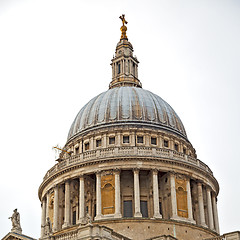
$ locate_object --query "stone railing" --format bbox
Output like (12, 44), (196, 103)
(54, 229), (78, 240)
(44, 146), (213, 180)
(204, 237), (225, 240)
(204, 231), (240, 240)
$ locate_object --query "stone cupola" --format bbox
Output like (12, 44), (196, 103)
(109, 14), (141, 89)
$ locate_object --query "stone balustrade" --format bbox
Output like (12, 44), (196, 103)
(54, 229), (78, 240)
(44, 146), (213, 180)
(204, 231), (240, 240)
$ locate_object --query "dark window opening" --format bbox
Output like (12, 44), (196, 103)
(109, 136), (115, 145)
(123, 136), (129, 144)
(151, 137), (157, 145)
(85, 142), (89, 151)
(86, 206), (89, 213)
(137, 136), (143, 144)
(94, 204), (96, 217)
(118, 63), (121, 74)
(140, 201), (148, 218)
(75, 147), (79, 154)
(123, 200), (133, 217)
(164, 140), (169, 147)
(159, 202), (162, 215)
(183, 148), (186, 154)
(96, 139), (101, 147)
(72, 211), (76, 225)
(174, 144), (178, 151)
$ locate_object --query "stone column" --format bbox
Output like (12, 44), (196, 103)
(170, 173), (178, 219)
(212, 194), (220, 233)
(78, 175), (85, 223)
(90, 137), (94, 150)
(62, 180), (71, 228)
(136, 63), (138, 78)
(206, 187), (214, 230)
(46, 192), (50, 219)
(53, 185), (59, 232)
(95, 171), (102, 220)
(114, 169), (122, 218)
(133, 169), (142, 217)
(197, 182), (207, 227)
(129, 59), (132, 75)
(102, 134), (107, 148)
(41, 197), (47, 238)
(152, 169), (162, 218)
(130, 131), (135, 146)
(116, 133), (121, 147)
(186, 178), (195, 223)
(112, 63), (114, 77)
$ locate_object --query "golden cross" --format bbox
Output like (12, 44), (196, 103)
(119, 14), (128, 26)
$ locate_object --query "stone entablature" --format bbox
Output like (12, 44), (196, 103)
(41, 146), (216, 190)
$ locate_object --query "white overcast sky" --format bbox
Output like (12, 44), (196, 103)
(0, 0), (239, 238)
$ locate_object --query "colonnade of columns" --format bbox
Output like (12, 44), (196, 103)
(112, 58), (138, 79)
(40, 169), (220, 237)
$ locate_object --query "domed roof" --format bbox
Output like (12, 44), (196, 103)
(67, 86), (187, 140)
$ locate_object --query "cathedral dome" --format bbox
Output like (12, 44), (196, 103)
(67, 86), (187, 141)
(39, 16), (220, 240)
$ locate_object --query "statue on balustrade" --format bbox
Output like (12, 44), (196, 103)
(44, 217), (52, 236)
(9, 209), (22, 233)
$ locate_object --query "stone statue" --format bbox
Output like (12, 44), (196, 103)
(8, 209), (22, 233)
(85, 212), (92, 225)
(44, 217), (52, 236)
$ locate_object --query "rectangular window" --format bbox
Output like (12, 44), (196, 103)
(164, 140), (169, 148)
(109, 136), (115, 145)
(183, 148), (186, 154)
(85, 142), (89, 151)
(72, 211), (76, 225)
(123, 200), (133, 217)
(137, 136), (143, 144)
(94, 204), (96, 217)
(159, 202), (162, 215)
(123, 136), (129, 144)
(151, 137), (157, 145)
(140, 201), (148, 218)
(174, 143), (178, 151)
(96, 139), (101, 147)
(75, 147), (79, 154)
(118, 63), (121, 74)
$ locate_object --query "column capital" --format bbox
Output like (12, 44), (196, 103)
(53, 184), (59, 189)
(197, 180), (204, 186)
(95, 170), (102, 177)
(169, 171), (176, 176)
(152, 168), (158, 175)
(113, 168), (121, 174)
(206, 185), (213, 192)
(133, 168), (140, 174)
(79, 174), (85, 179)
